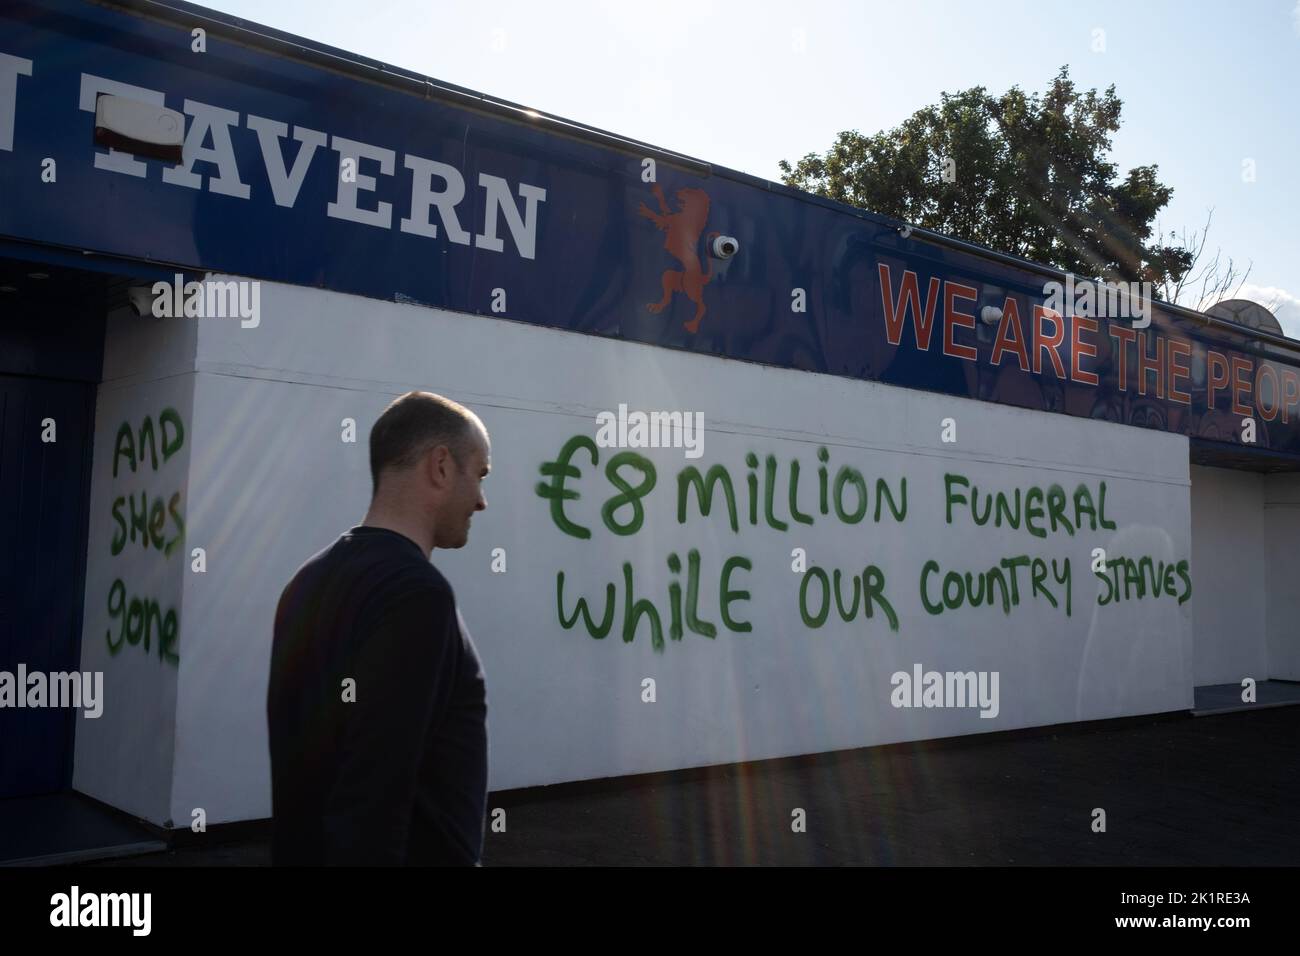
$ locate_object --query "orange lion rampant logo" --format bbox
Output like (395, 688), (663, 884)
(638, 183), (719, 334)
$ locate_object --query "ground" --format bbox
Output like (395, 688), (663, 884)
(83, 707), (1300, 866)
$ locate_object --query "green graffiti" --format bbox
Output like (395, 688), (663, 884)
(1031, 555), (1072, 616)
(680, 445), (904, 532)
(1024, 487), (1046, 537)
(788, 460), (813, 526)
(800, 563), (898, 631)
(112, 408), (185, 478)
(862, 565), (899, 631)
(105, 408), (186, 668)
(109, 491), (185, 557)
(667, 552), (684, 640)
(945, 472), (1114, 538)
(553, 550), (752, 651)
(537, 434), (1193, 646)
(106, 577), (179, 664)
(681, 549), (717, 639)
(1095, 556), (1192, 606)
(165, 492), (186, 558)
(159, 408), (184, 461)
(799, 567), (831, 628)
(817, 446), (830, 514)
(1045, 485), (1070, 535)
(833, 567), (860, 619)
(556, 570), (616, 638)
(617, 552), (720, 653)
(621, 561), (664, 652)
(921, 555), (1071, 617)
(875, 478), (907, 523)
(1098, 482), (1117, 530)
(536, 434), (598, 539)
(677, 464), (739, 532)
(762, 455), (788, 531)
(745, 453), (759, 525)
(601, 451), (656, 536)
(720, 555), (752, 632)
(1074, 485), (1096, 529)
(542, 434), (908, 538)
(919, 560), (945, 615)
(833, 467), (868, 524)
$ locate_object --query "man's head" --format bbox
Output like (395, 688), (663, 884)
(369, 391), (490, 549)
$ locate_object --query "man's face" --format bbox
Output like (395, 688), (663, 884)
(436, 425), (490, 549)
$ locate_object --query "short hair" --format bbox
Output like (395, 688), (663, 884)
(369, 391), (480, 494)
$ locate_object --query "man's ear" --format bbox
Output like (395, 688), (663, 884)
(426, 444), (455, 489)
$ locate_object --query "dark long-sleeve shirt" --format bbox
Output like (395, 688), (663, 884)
(268, 525), (487, 865)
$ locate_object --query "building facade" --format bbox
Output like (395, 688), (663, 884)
(1, 0), (1297, 831)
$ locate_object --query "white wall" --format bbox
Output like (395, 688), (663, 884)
(75, 279), (1199, 827)
(73, 307), (196, 825)
(147, 279), (1194, 825)
(1189, 465), (1267, 686)
(1265, 474), (1300, 680)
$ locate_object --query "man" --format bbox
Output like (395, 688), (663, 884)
(268, 391), (490, 865)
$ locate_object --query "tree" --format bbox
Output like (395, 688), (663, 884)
(1155, 208), (1274, 314)
(778, 66), (1193, 293)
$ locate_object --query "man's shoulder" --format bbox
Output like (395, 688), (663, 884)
(278, 529), (452, 611)
(374, 560), (453, 611)
(339, 533), (455, 616)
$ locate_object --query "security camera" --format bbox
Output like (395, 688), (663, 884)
(127, 285), (155, 317)
(710, 235), (739, 260)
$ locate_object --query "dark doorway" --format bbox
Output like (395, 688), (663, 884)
(0, 373), (96, 796)
(0, 255), (107, 798)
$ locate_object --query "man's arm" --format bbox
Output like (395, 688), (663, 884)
(319, 579), (460, 865)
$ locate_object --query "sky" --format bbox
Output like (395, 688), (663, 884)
(200, 0), (1300, 335)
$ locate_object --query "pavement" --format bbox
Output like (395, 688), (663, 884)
(75, 705), (1300, 866)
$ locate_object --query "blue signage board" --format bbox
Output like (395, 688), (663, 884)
(2, 0), (1299, 457)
